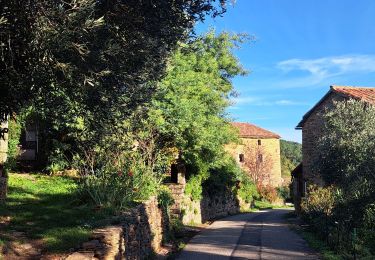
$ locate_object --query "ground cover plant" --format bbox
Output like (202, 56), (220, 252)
(0, 173), (113, 254)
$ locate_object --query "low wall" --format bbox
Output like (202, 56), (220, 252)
(124, 196), (168, 259)
(67, 196), (168, 260)
(181, 191), (244, 225)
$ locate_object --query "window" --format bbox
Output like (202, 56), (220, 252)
(258, 154), (263, 163)
(239, 154), (244, 163)
(258, 139), (261, 145)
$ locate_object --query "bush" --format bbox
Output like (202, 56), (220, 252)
(236, 172), (258, 203)
(185, 174), (203, 201)
(277, 185), (291, 201)
(301, 185), (335, 218)
(258, 184), (278, 203)
(77, 149), (160, 210)
(157, 185), (174, 210)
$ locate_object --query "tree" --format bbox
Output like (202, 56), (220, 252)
(280, 140), (302, 183)
(243, 144), (273, 188)
(317, 99), (375, 226)
(141, 30), (248, 199)
(0, 0), (230, 169)
(0, 0), (232, 201)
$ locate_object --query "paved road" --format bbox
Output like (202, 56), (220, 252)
(177, 209), (319, 260)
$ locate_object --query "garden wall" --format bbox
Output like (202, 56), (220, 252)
(67, 196), (168, 260)
(181, 192), (243, 224)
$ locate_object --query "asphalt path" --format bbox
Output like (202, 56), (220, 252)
(177, 209), (319, 260)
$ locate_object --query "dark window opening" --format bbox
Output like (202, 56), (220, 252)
(171, 164), (178, 183)
(258, 154), (263, 163)
(258, 139), (261, 145)
(239, 154), (244, 163)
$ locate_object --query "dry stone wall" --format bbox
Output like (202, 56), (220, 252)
(66, 196), (168, 260)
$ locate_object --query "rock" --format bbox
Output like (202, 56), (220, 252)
(66, 251), (95, 260)
(82, 240), (101, 250)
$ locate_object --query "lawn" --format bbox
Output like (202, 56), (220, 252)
(0, 173), (112, 253)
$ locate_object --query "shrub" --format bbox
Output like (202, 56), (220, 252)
(258, 184), (278, 203)
(301, 185), (336, 218)
(277, 185), (291, 201)
(77, 149), (160, 210)
(237, 172), (258, 203)
(185, 174), (203, 201)
(4, 119), (22, 172)
(157, 185), (174, 210)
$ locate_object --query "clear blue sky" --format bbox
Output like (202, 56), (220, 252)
(196, 0), (375, 142)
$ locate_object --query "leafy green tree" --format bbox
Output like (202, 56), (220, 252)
(280, 140), (302, 165)
(280, 140), (302, 183)
(146, 30), (248, 198)
(317, 100), (375, 194)
(0, 0), (230, 171)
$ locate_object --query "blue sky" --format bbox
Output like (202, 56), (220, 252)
(196, 0), (375, 142)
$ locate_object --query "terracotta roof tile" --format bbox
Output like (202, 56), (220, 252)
(231, 122), (280, 139)
(332, 85), (375, 104)
(296, 85), (375, 129)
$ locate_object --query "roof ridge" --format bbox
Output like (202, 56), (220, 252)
(231, 122), (280, 139)
(331, 85), (375, 90)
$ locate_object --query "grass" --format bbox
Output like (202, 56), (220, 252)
(285, 213), (341, 260)
(0, 173), (113, 253)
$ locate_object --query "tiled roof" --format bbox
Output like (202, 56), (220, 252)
(231, 122), (280, 139)
(332, 86), (375, 104)
(296, 85), (375, 129)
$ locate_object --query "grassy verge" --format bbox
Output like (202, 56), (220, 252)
(0, 173), (112, 253)
(285, 213), (341, 260)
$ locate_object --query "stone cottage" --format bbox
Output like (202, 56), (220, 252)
(293, 85), (375, 210)
(226, 122), (282, 187)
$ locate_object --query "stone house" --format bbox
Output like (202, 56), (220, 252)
(226, 122), (282, 187)
(0, 119), (8, 164)
(293, 85), (375, 210)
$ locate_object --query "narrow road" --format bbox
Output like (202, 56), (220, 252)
(177, 209), (319, 260)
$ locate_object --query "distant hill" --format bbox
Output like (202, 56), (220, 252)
(280, 140), (302, 183)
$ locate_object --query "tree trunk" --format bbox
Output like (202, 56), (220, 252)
(0, 118), (9, 200)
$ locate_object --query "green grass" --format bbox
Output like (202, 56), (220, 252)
(0, 173), (112, 253)
(285, 213), (341, 260)
(296, 229), (341, 260)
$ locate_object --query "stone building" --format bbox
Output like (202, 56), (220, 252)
(293, 85), (375, 209)
(226, 122), (282, 187)
(0, 119), (8, 164)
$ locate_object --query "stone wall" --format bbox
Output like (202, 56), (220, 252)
(67, 196), (168, 260)
(124, 196), (168, 259)
(181, 191), (245, 225)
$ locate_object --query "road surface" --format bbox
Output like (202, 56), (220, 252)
(177, 209), (319, 260)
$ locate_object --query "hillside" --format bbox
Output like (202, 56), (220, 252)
(280, 140), (302, 183)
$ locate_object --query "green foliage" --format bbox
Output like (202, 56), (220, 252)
(277, 185), (291, 201)
(0, 0), (228, 135)
(149, 30), (247, 201)
(0, 173), (112, 253)
(306, 100), (375, 257)
(301, 185), (336, 221)
(4, 119), (22, 172)
(185, 174), (204, 201)
(237, 174), (259, 203)
(77, 147), (160, 209)
(157, 186), (175, 210)
(280, 140), (302, 182)
(258, 185), (278, 203)
(280, 140), (302, 165)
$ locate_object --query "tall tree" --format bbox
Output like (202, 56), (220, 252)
(148, 31), (247, 170)
(0, 0), (229, 163)
(317, 100), (375, 226)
